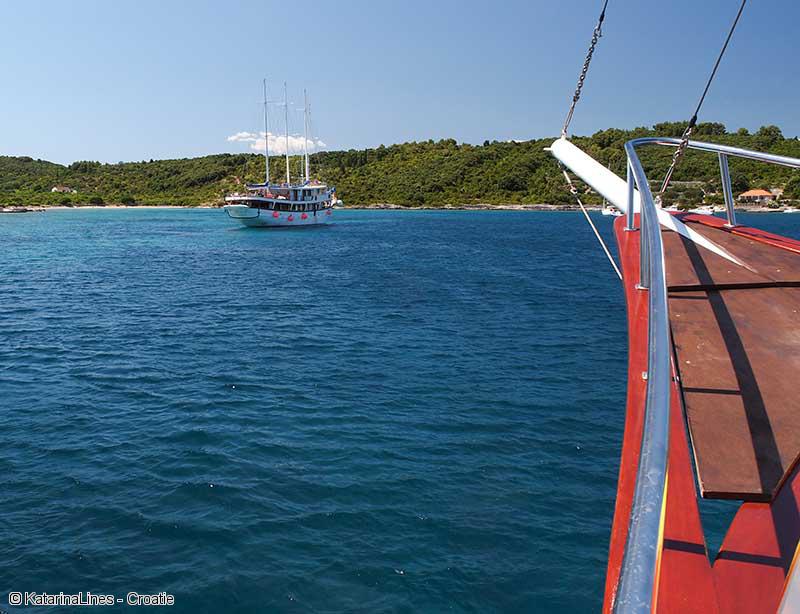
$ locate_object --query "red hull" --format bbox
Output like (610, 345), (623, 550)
(605, 214), (800, 612)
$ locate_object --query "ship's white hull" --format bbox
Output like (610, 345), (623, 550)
(224, 204), (333, 228)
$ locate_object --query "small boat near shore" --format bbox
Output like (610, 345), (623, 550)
(601, 204), (622, 216)
(1, 206), (44, 214)
(224, 81), (339, 228)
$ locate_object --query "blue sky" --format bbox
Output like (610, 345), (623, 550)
(1, 0), (797, 164)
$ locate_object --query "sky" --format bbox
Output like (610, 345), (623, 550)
(1, 0), (798, 164)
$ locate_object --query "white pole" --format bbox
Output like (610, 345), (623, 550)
(549, 138), (745, 266)
(284, 81), (290, 185)
(263, 79), (270, 185)
(303, 89), (310, 183)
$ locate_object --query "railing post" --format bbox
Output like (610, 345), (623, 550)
(718, 152), (737, 227)
(637, 177), (650, 290)
(626, 161), (636, 231)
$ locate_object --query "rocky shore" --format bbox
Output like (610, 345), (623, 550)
(346, 203), (793, 213)
(349, 202), (594, 211)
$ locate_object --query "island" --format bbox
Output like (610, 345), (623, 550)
(1, 122), (798, 211)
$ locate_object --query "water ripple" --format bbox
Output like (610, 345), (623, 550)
(5, 209), (788, 612)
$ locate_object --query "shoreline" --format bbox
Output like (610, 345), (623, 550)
(0, 205), (217, 212)
(356, 205), (787, 213)
(2, 203), (791, 213)
(348, 203), (591, 211)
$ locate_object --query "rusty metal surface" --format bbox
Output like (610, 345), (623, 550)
(665, 224), (800, 500)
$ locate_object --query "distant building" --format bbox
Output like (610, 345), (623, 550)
(738, 189), (774, 204)
(51, 185), (77, 194)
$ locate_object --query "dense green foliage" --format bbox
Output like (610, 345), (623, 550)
(2, 122), (799, 207)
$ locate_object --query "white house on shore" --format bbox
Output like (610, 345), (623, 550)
(51, 185), (77, 194)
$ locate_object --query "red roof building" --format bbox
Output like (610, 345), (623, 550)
(738, 188), (774, 203)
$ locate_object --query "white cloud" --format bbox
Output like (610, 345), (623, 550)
(227, 131), (257, 143)
(227, 131), (326, 155)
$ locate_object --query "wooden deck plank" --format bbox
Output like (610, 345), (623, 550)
(670, 287), (800, 499)
(681, 221), (800, 284)
(664, 218), (800, 500)
(663, 228), (772, 289)
(663, 220), (800, 290)
(682, 212), (800, 256)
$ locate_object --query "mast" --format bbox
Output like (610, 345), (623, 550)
(303, 89), (310, 183)
(283, 81), (290, 185)
(263, 79), (270, 185)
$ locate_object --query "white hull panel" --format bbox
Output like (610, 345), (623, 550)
(224, 204), (333, 228)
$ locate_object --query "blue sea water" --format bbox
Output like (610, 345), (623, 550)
(1, 208), (798, 613)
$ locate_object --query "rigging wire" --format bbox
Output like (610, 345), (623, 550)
(561, 168), (622, 280)
(307, 100), (317, 175)
(659, 0), (747, 195)
(561, 0), (609, 138)
(557, 0), (621, 280)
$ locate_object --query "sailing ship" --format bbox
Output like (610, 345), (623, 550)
(224, 81), (338, 228)
(553, 1), (800, 611)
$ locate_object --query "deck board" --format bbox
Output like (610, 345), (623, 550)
(664, 220), (800, 289)
(664, 218), (800, 500)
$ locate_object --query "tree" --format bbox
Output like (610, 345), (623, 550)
(731, 174), (749, 193)
(591, 128), (627, 149)
(694, 122), (727, 136)
(786, 175), (800, 200)
(69, 160), (101, 173)
(757, 125), (783, 140)
(653, 121), (689, 136)
(756, 125), (783, 146)
(1, 120), (799, 208)
(682, 187), (704, 206)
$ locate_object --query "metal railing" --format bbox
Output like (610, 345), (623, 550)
(613, 138), (800, 613)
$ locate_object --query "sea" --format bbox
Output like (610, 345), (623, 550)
(2, 208), (799, 613)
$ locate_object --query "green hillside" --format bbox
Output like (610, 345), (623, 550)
(2, 122), (799, 207)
